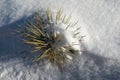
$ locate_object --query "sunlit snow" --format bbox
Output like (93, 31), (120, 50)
(0, 0), (120, 80)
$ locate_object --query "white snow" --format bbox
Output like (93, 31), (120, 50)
(53, 23), (81, 53)
(0, 0), (120, 80)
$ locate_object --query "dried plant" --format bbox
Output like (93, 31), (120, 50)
(19, 8), (82, 68)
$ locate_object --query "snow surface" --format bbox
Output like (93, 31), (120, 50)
(0, 0), (120, 80)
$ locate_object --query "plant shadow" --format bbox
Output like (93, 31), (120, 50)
(0, 14), (39, 65)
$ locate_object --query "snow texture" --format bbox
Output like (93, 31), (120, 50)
(0, 0), (120, 80)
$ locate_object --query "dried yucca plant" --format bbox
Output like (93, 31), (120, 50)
(19, 8), (82, 68)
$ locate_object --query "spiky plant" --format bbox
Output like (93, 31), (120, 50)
(19, 8), (82, 68)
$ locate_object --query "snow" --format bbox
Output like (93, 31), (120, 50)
(54, 23), (81, 52)
(0, 0), (120, 80)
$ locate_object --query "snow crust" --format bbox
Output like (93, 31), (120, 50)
(0, 0), (120, 80)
